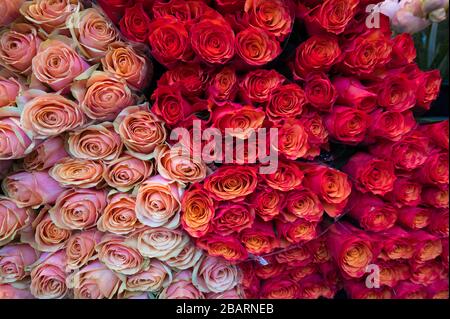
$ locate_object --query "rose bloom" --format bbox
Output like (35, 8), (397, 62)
(420, 120), (448, 150)
(213, 202), (255, 235)
(427, 280), (449, 299)
(343, 152), (396, 196)
(367, 109), (415, 142)
(152, 0), (213, 21)
(410, 261), (445, 286)
(249, 185), (283, 221)
(102, 42), (152, 90)
(49, 157), (104, 188)
(190, 18), (235, 64)
(260, 276), (299, 299)
(32, 37), (88, 91)
(307, 237), (332, 264)
(428, 209), (449, 237)
(19, 91), (86, 138)
(96, 234), (144, 275)
(324, 106), (370, 145)
(284, 188), (324, 222)
(261, 160), (303, 192)
(0, 243), (38, 283)
(290, 264), (318, 282)
(49, 188), (107, 230)
(97, 193), (141, 235)
(126, 259), (172, 292)
(30, 251), (68, 299)
(333, 77), (378, 112)
(304, 72), (337, 112)
(276, 119), (310, 160)
(208, 66), (238, 102)
(0, 112), (36, 160)
(275, 245), (312, 266)
(416, 151), (449, 186)
(96, 0), (134, 24)
(197, 234), (248, 262)
(0, 73), (21, 107)
(385, 177), (422, 207)
(235, 26), (281, 66)
(165, 241), (203, 270)
(67, 122), (123, 161)
(0, 0), (24, 27)
(0, 23), (41, 74)
(390, 33), (416, 67)
(377, 73), (416, 112)
(379, 227), (415, 260)
(240, 220), (278, 255)
(65, 229), (102, 270)
(345, 280), (392, 299)
(113, 103), (166, 160)
(292, 35), (341, 80)
(412, 69), (442, 110)
(394, 282), (428, 299)
(266, 84), (307, 122)
(181, 184), (215, 238)
(0, 197), (31, 246)
(103, 154), (153, 192)
(2, 170), (64, 208)
(378, 261), (410, 287)
(158, 63), (209, 97)
(0, 283), (34, 299)
(254, 261), (285, 280)
(397, 207), (431, 230)
(119, 3), (151, 43)
(276, 218), (318, 244)
(159, 270), (204, 299)
(299, 274), (336, 299)
(67, 261), (123, 299)
(24, 136), (68, 172)
(204, 165), (258, 201)
(412, 230), (443, 264)
(68, 8), (118, 60)
(148, 16), (193, 67)
(135, 175), (183, 229)
(422, 186), (449, 208)
(239, 69), (285, 104)
(20, 0), (81, 33)
(193, 256), (240, 293)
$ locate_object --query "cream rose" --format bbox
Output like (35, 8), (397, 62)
(97, 193), (141, 235)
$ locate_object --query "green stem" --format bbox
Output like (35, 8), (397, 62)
(428, 22), (439, 68)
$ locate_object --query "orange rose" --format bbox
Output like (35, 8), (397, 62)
(49, 157), (105, 188)
(65, 230), (102, 270)
(181, 185), (216, 238)
(261, 160), (304, 192)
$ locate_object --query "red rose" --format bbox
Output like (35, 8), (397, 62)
(343, 152), (396, 196)
(324, 106), (370, 145)
(235, 26), (281, 66)
(212, 202), (255, 235)
(249, 185), (284, 221)
(158, 63), (209, 97)
(411, 69), (442, 110)
(283, 188), (324, 223)
(254, 260), (285, 279)
(415, 151), (449, 186)
(275, 119), (310, 160)
(152, 0), (212, 22)
(333, 77), (378, 112)
(422, 186), (448, 209)
(260, 276), (300, 299)
(379, 227), (414, 260)
(428, 209), (449, 237)
(260, 159), (304, 192)
(298, 274), (336, 299)
(197, 234), (248, 262)
(119, 3), (151, 43)
(97, 0), (135, 24)
(240, 220), (278, 255)
(276, 218), (318, 244)
(266, 84), (307, 122)
(345, 281), (393, 299)
(275, 246), (312, 266)
(367, 109), (415, 142)
(420, 120), (449, 150)
(390, 33), (416, 67)
(385, 177), (422, 207)
(411, 230), (443, 264)
(239, 69), (285, 104)
(304, 73), (337, 112)
(376, 73), (416, 112)
(208, 67), (238, 102)
(216, 0), (245, 12)
(298, 113), (329, 157)
(394, 282), (427, 299)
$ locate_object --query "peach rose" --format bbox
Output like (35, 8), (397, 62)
(67, 260), (123, 299)
(113, 104), (166, 160)
(67, 8), (119, 60)
(23, 137), (68, 171)
(97, 193), (141, 235)
(0, 111), (36, 160)
(0, 23), (41, 74)
(159, 270), (204, 299)
(165, 241), (203, 270)
(0, 243), (38, 283)
(96, 234), (145, 275)
(102, 42), (152, 90)
(156, 144), (207, 185)
(30, 251), (68, 299)
(0, 283), (34, 299)
(72, 71), (135, 121)
(67, 122), (123, 161)
(125, 259), (172, 292)
(0, 0), (24, 27)
(181, 185), (216, 238)
(0, 73), (21, 107)
(103, 154), (153, 192)
(32, 37), (88, 91)
(65, 229), (102, 271)
(126, 226), (190, 261)
(19, 90), (86, 138)
(20, 0), (81, 34)
(49, 188), (107, 230)
(135, 175), (183, 229)
(2, 170), (64, 208)
(0, 197), (31, 246)
(193, 256), (240, 293)
(49, 157), (105, 188)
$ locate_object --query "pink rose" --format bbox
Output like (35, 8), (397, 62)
(30, 251), (68, 299)
(126, 260), (172, 292)
(0, 73), (21, 107)
(193, 256), (240, 293)
(65, 230), (102, 270)
(333, 77), (378, 112)
(0, 283), (34, 299)
(0, 243), (38, 283)
(0, 197), (31, 245)
(23, 137), (68, 172)
(0, 0), (25, 27)
(49, 157), (105, 189)
(0, 112), (36, 160)
(159, 270), (204, 299)
(165, 241), (203, 270)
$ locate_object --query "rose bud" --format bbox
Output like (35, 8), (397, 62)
(292, 35), (341, 80)
(301, 163), (352, 217)
(412, 69), (442, 110)
(343, 152), (396, 196)
(159, 270), (204, 299)
(0, 243), (38, 283)
(327, 222), (376, 279)
(420, 120), (449, 150)
(49, 157), (104, 189)
(24, 137), (68, 172)
(307, 237), (332, 264)
(19, 91), (86, 138)
(127, 227), (190, 261)
(0, 112), (36, 160)
(260, 276), (299, 299)
(30, 251), (68, 299)
(377, 73), (416, 112)
(239, 69), (285, 104)
(390, 33), (417, 67)
(428, 209), (449, 237)
(427, 280), (449, 299)
(97, 193), (141, 235)
(197, 234), (248, 262)
(0, 0), (24, 27)
(410, 260), (445, 286)
(67, 122), (123, 161)
(102, 42), (152, 90)
(240, 220), (278, 255)
(235, 26), (281, 66)
(49, 188), (107, 230)
(394, 282), (428, 299)
(65, 230), (102, 270)
(95, 234), (145, 275)
(275, 245), (312, 266)
(332, 77), (378, 113)
(276, 218), (318, 244)
(397, 207), (431, 230)
(324, 106), (370, 145)
(0, 283), (34, 299)
(181, 185), (215, 238)
(345, 280), (392, 299)
(204, 165), (258, 201)
(148, 16), (193, 67)
(135, 175), (183, 229)
(208, 66), (238, 102)
(119, 3), (151, 43)
(367, 109), (415, 142)
(0, 197), (31, 246)
(126, 260), (172, 292)
(261, 160), (303, 192)
(283, 188), (324, 223)
(2, 170), (64, 208)
(304, 72), (337, 112)
(213, 202), (255, 235)
(248, 185), (283, 221)
(378, 226), (415, 260)
(384, 177), (422, 207)
(192, 256), (240, 294)
(415, 150), (449, 186)
(422, 186), (449, 208)
(165, 241), (203, 271)
(266, 84), (307, 122)
(67, 8), (119, 60)
(67, 261), (123, 299)
(190, 18), (235, 64)
(275, 119), (310, 160)
(32, 37), (89, 91)
(412, 230), (443, 264)
(0, 73), (21, 108)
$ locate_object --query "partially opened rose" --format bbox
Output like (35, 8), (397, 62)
(192, 256), (240, 293)
(30, 251), (68, 299)
(24, 137), (68, 172)
(158, 63), (209, 98)
(97, 193), (141, 235)
(397, 207), (432, 230)
(345, 280), (392, 299)
(0, 197), (31, 246)
(333, 77), (378, 112)
(412, 230), (443, 264)
(49, 157), (105, 188)
(384, 177), (422, 207)
(213, 202), (255, 235)
(416, 151), (449, 186)
(165, 241), (203, 270)
(235, 26), (281, 66)
(208, 66), (238, 102)
(240, 220), (278, 255)
(181, 185), (215, 238)
(260, 276), (299, 299)
(126, 260), (172, 292)
(0, 112), (36, 160)
(422, 186), (449, 208)
(261, 160), (303, 192)
(394, 281), (428, 299)
(159, 270), (204, 299)
(276, 119), (310, 160)
(239, 69), (285, 103)
(249, 185), (283, 221)
(65, 229), (102, 270)
(0, 73), (21, 108)
(284, 188), (324, 222)
(368, 109), (415, 142)
(276, 218), (318, 244)
(324, 106), (370, 145)
(379, 227), (415, 260)
(197, 234), (248, 262)
(266, 84), (307, 122)
(0, 243), (38, 283)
